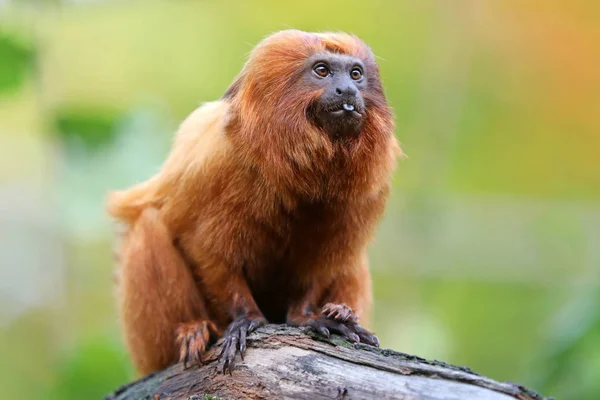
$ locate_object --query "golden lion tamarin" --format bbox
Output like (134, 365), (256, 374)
(107, 29), (400, 376)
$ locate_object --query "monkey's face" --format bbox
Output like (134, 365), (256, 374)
(305, 53), (367, 136)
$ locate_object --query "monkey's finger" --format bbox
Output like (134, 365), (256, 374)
(239, 328), (247, 359)
(333, 323), (360, 343)
(248, 319), (262, 332)
(218, 337), (231, 359)
(178, 337), (188, 362)
(357, 332), (380, 347)
(347, 332), (360, 343)
(352, 324), (380, 347)
(228, 336), (239, 356)
(320, 319), (360, 343)
(188, 335), (197, 356)
(221, 359), (230, 374)
(179, 336), (191, 368)
(321, 303), (336, 314)
(221, 338), (235, 361)
(308, 320), (330, 337)
(218, 340), (226, 359)
(335, 310), (352, 322)
(220, 343), (233, 373)
(342, 309), (358, 322)
(221, 336), (239, 374)
(196, 343), (204, 366)
(222, 355), (234, 375)
(191, 335), (206, 366)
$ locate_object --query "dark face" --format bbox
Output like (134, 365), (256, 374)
(305, 53), (367, 136)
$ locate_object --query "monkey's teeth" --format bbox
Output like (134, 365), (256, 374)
(342, 103), (355, 112)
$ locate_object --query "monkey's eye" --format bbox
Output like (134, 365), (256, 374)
(350, 67), (363, 80)
(313, 63), (330, 78)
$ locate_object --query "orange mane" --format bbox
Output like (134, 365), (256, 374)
(226, 30), (399, 200)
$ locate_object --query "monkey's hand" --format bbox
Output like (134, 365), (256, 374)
(176, 320), (219, 369)
(218, 314), (266, 374)
(289, 303), (380, 347)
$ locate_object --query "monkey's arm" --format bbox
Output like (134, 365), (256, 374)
(286, 251), (379, 346)
(196, 260), (267, 373)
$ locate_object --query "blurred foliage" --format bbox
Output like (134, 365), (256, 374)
(46, 335), (132, 400)
(0, 31), (33, 94)
(531, 290), (600, 400)
(0, 1), (598, 399)
(52, 106), (122, 151)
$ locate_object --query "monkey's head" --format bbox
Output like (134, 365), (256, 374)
(225, 30), (399, 197)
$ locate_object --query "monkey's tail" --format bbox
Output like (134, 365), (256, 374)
(106, 178), (161, 225)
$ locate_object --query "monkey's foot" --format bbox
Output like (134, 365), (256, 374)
(322, 303), (358, 323)
(218, 315), (266, 374)
(176, 320), (218, 369)
(299, 303), (380, 347)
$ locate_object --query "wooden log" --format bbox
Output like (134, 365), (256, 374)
(105, 325), (551, 400)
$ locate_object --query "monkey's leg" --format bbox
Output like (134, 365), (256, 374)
(118, 208), (218, 376)
(287, 254), (379, 347)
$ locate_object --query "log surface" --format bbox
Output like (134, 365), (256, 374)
(105, 325), (551, 400)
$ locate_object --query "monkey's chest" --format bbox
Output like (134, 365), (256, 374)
(247, 263), (299, 323)
(243, 202), (348, 323)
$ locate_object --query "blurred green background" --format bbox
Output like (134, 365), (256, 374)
(1, 1), (599, 399)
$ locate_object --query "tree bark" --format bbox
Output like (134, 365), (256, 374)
(105, 325), (550, 400)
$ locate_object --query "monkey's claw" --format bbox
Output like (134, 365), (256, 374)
(176, 320), (217, 369)
(218, 315), (265, 374)
(305, 303), (380, 347)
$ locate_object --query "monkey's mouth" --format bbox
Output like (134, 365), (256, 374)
(327, 102), (363, 118)
(310, 98), (365, 134)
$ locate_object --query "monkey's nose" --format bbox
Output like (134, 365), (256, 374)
(335, 86), (357, 96)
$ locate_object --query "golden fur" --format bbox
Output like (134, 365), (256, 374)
(108, 29), (400, 375)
